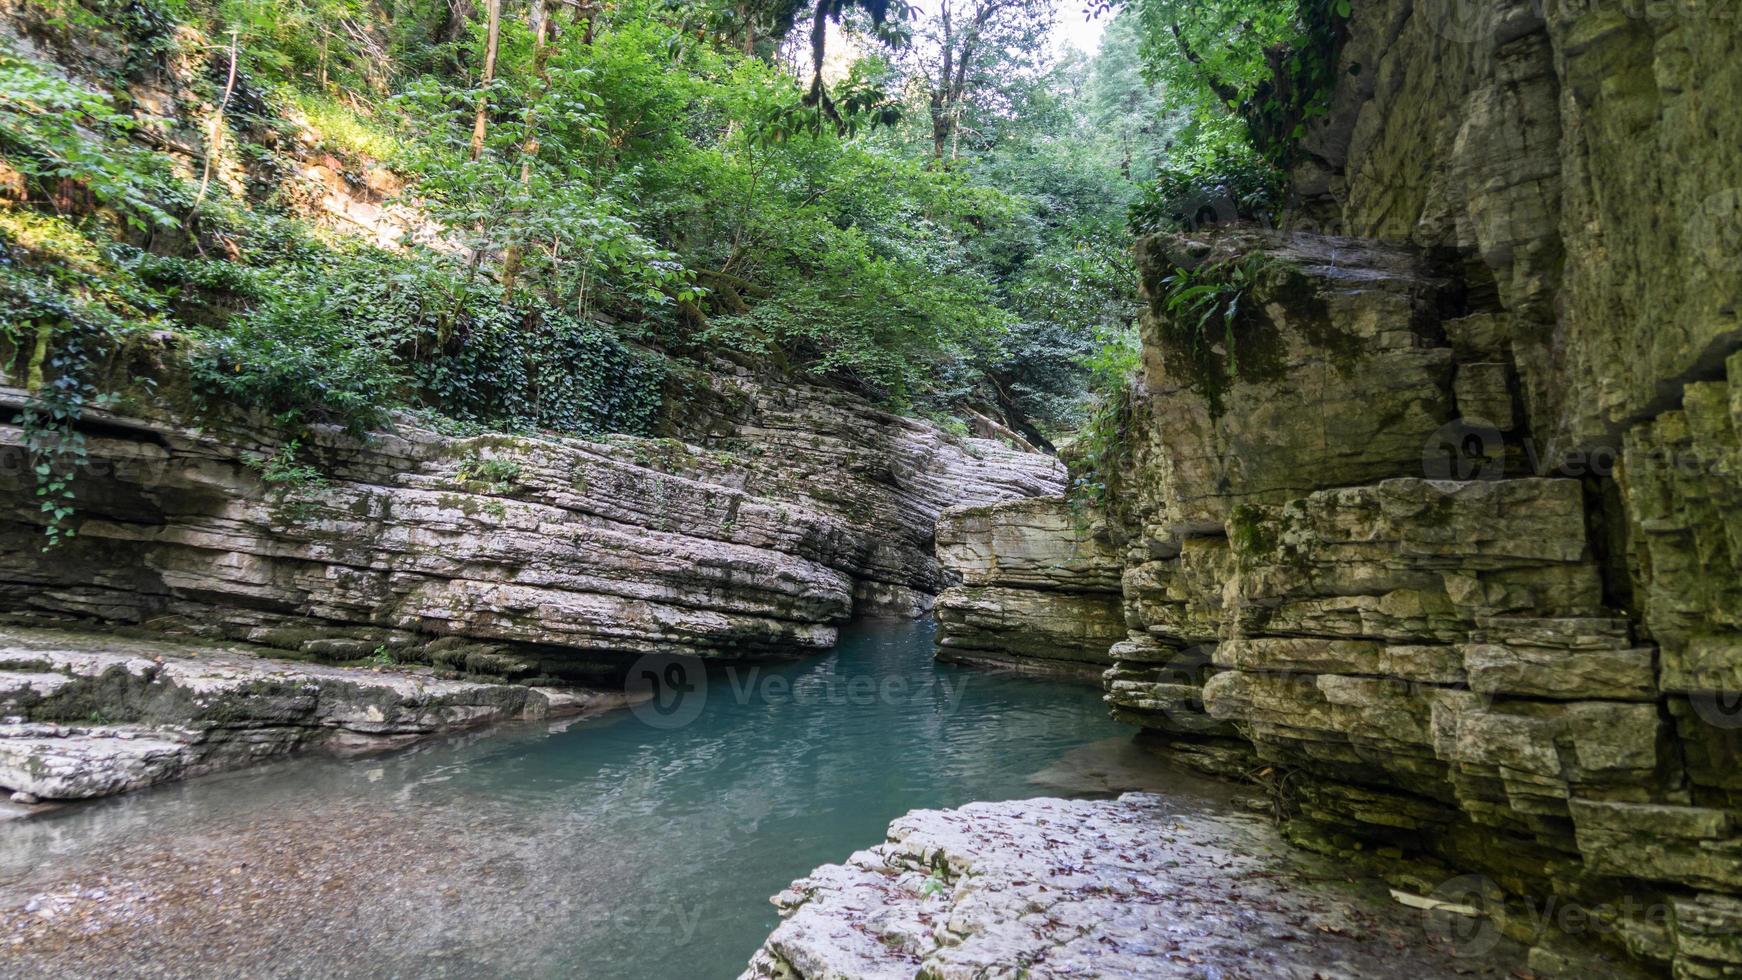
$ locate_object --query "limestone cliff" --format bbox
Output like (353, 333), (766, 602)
(0, 368), (1062, 680)
(932, 496), (1124, 677)
(1098, 2), (1742, 974)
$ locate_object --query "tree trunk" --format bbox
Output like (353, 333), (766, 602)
(193, 30), (239, 213)
(929, 1), (954, 161)
(468, 0), (502, 162)
(500, 0), (553, 299)
(24, 319), (52, 392)
(441, 0), (476, 47)
(930, 93), (950, 160)
(805, 0), (830, 109)
(455, 0), (502, 338)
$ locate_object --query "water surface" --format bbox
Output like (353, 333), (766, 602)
(4, 618), (1129, 978)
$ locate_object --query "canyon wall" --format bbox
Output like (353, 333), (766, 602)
(0, 368), (1062, 680)
(932, 496), (1123, 677)
(1103, 1), (1742, 974)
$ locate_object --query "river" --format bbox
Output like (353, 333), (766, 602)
(2, 618), (1132, 978)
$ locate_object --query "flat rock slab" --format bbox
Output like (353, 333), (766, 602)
(744, 792), (1538, 979)
(0, 724), (196, 801)
(0, 626), (625, 801)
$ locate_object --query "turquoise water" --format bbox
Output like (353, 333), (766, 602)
(5, 618), (1131, 978)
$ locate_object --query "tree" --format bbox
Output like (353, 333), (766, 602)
(468, 0), (502, 161)
(0, 0), (1191, 459)
(797, 0), (907, 127)
(1112, 0), (1349, 165)
(499, 0), (558, 297)
(1082, 9), (1180, 183)
(910, 0), (1052, 161)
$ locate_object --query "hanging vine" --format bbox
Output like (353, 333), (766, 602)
(16, 322), (99, 549)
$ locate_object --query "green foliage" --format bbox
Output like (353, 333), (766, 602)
(1123, 0), (1294, 98)
(15, 329), (97, 549)
(292, 91), (402, 160)
(877, 31), (1161, 437)
(412, 290), (667, 436)
(177, 242), (667, 437)
(243, 438), (331, 522)
(698, 202), (1014, 402)
(1242, 0), (1352, 162)
(1153, 253), (1278, 416)
(187, 260), (404, 433)
(456, 454), (523, 491)
(0, 210), (163, 549)
(388, 24), (700, 317)
(1066, 318), (1140, 513)
(247, 439), (329, 491)
(1113, 0), (1350, 230)
(0, 0), (1200, 546)
(10, 0), (186, 72)
(0, 50), (187, 230)
(1227, 501), (1282, 566)
(1129, 116), (1281, 233)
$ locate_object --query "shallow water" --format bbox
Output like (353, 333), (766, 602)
(3, 618), (1133, 978)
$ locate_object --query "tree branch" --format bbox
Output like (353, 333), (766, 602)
(1169, 20), (1241, 109)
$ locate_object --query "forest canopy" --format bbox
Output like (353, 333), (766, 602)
(1, 0), (1328, 464)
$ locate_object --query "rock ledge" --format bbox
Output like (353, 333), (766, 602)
(742, 792), (1568, 979)
(0, 626), (623, 802)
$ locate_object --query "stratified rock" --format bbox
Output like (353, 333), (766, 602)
(933, 585), (1123, 675)
(932, 496), (1122, 675)
(742, 792), (1560, 979)
(0, 625), (620, 800)
(0, 371), (1062, 674)
(0, 725), (200, 800)
(1301, 0), (1742, 469)
(934, 497), (1121, 591)
(1107, 195), (1741, 976)
(1672, 894), (1742, 980)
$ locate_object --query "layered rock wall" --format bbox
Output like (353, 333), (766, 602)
(1295, 0), (1742, 468)
(1112, 129), (1740, 978)
(932, 496), (1123, 676)
(0, 370), (1062, 678)
(1289, 0), (1742, 717)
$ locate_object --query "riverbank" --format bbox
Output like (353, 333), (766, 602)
(0, 625), (626, 808)
(744, 748), (1656, 980)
